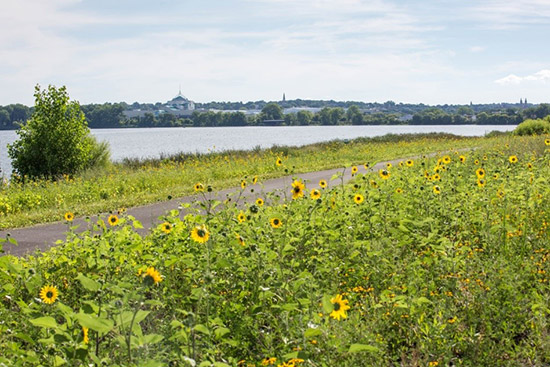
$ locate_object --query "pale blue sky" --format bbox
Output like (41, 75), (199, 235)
(1, 0), (549, 105)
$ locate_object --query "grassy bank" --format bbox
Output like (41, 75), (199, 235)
(0, 134), (548, 365)
(0, 133), (499, 230)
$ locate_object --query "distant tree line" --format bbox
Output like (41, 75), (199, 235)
(2, 100), (550, 130)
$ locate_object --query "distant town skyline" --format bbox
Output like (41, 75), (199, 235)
(1, 0), (550, 106)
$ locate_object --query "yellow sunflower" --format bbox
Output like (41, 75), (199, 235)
(459, 155), (466, 163)
(363, 163), (370, 170)
(194, 182), (204, 192)
(406, 159), (414, 167)
(527, 162), (533, 170)
(395, 188), (403, 194)
(235, 233), (246, 246)
(261, 357), (277, 366)
(433, 173), (441, 181)
(386, 162), (393, 169)
(64, 211), (74, 222)
(330, 294), (351, 321)
(240, 180), (247, 189)
(433, 185), (441, 195)
(39, 285), (58, 304)
(545, 138), (550, 146)
(256, 198), (264, 206)
(379, 169), (390, 180)
(160, 222), (172, 234)
(191, 225), (210, 243)
(353, 194), (364, 204)
(509, 155), (518, 164)
(319, 179), (328, 189)
(276, 157), (283, 166)
(82, 327), (89, 344)
(442, 155), (451, 164)
(291, 180), (305, 199)
(310, 189), (321, 200)
(143, 266), (163, 285)
(477, 178), (486, 187)
(252, 175), (258, 185)
(475, 168), (485, 179)
(108, 214), (119, 226)
(237, 211), (246, 223)
(270, 217), (283, 228)
(370, 180), (378, 188)
(497, 189), (505, 198)
(351, 166), (358, 175)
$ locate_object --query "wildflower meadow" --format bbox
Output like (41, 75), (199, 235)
(0, 134), (549, 366)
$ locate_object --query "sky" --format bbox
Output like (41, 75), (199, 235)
(1, 0), (550, 106)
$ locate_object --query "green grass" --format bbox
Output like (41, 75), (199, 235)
(0, 134), (549, 366)
(0, 133), (496, 230)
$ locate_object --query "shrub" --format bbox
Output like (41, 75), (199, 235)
(514, 116), (550, 136)
(7, 85), (110, 179)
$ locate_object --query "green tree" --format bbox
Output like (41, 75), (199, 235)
(261, 103), (283, 120)
(8, 85), (107, 178)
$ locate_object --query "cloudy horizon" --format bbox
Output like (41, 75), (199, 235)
(1, 0), (550, 106)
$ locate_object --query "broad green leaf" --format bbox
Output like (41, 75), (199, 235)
(30, 316), (58, 329)
(193, 324), (210, 335)
(304, 328), (322, 338)
(322, 294), (333, 314)
(348, 344), (379, 353)
(214, 327), (230, 339)
(75, 313), (114, 334)
(76, 273), (100, 292)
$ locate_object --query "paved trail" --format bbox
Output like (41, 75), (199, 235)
(0, 157), (415, 257)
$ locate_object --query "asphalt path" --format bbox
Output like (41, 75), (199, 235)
(0, 156), (420, 257)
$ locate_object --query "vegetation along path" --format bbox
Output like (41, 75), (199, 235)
(1, 156), (420, 257)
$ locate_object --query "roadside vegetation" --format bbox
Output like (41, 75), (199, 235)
(0, 134), (548, 366)
(1, 132), (501, 229)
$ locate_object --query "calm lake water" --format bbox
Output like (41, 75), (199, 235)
(0, 125), (515, 175)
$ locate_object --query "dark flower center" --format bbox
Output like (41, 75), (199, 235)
(198, 229), (206, 237)
(274, 219), (279, 225)
(46, 291), (53, 298)
(333, 302), (341, 311)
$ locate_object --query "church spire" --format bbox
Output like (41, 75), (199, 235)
(179, 84), (182, 96)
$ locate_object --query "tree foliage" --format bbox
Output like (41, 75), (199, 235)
(7, 85), (108, 179)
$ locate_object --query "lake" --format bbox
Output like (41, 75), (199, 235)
(0, 125), (515, 175)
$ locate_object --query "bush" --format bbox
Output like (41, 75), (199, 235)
(514, 116), (550, 136)
(7, 85), (110, 179)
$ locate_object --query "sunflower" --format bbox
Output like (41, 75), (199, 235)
(497, 189), (505, 198)
(143, 267), (163, 285)
(475, 168), (485, 179)
(474, 159), (480, 165)
(386, 162), (392, 169)
(270, 217), (283, 228)
(310, 189), (321, 200)
(240, 180), (247, 189)
(191, 225), (210, 243)
(370, 180), (378, 188)
(160, 222), (172, 234)
(509, 155), (518, 164)
(442, 155), (451, 164)
(194, 182), (204, 192)
(364, 163), (370, 170)
(477, 178), (486, 187)
(256, 198), (264, 206)
(459, 155), (466, 163)
(545, 138), (550, 146)
(108, 214), (119, 226)
(493, 173), (499, 180)
(39, 285), (58, 304)
(235, 233), (246, 246)
(261, 357), (277, 366)
(353, 194), (364, 204)
(64, 211), (74, 222)
(395, 188), (403, 194)
(291, 180), (305, 199)
(433, 185), (441, 195)
(82, 327), (89, 344)
(276, 157), (283, 166)
(329, 294), (350, 321)
(351, 166), (358, 175)
(319, 179), (328, 189)
(527, 162), (533, 170)
(379, 169), (390, 180)
(433, 173), (441, 181)
(252, 175), (259, 185)
(237, 211), (246, 223)
(406, 159), (414, 167)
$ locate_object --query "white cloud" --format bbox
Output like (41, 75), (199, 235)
(495, 69), (550, 85)
(468, 0), (550, 28)
(469, 46), (485, 53)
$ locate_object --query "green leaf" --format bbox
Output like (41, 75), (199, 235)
(75, 313), (114, 334)
(142, 334), (164, 345)
(214, 327), (230, 339)
(133, 220), (144, 229)
(304, 328), (322, 338)
(76, 273), (100, 292)
(348, 344), (379, 353)
(30, 316), (58, 329)
(322, 294), (333, 314)
(193, 324), (210, 335)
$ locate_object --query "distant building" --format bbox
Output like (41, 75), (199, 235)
(165, 88), (195, 111)
(123, 88), (196, 118)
